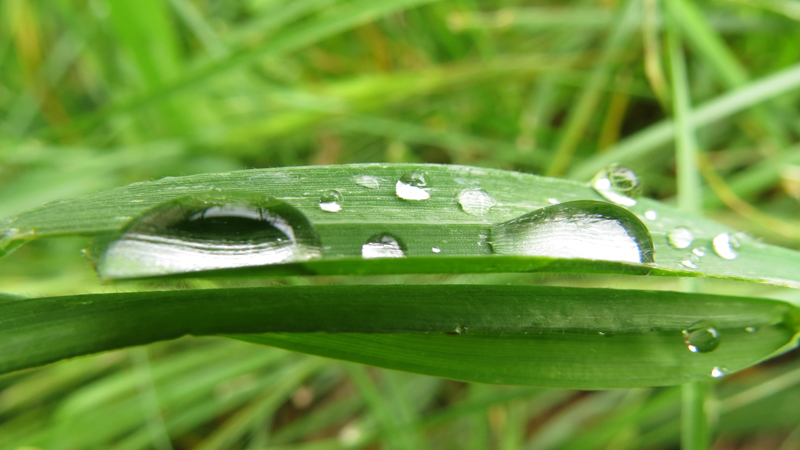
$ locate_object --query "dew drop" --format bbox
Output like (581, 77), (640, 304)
(352, 175), (382, 189)
(456, 188), (496, 216)
(395, 171), (430, 201)
(692, 247), (706, 257)
(547, 198), (560, 205)
(683, 322), (720, 353)
(667, 227), (694, 249)
(680, 254), (700, 269)
(361, 234), (405, 259)
(92, 196), (322, 279)
(644, 210), (658, 220)
(431, 247), (441, 253)
(319, 190), (343, 213)
(711, 366), (729, 378)
(745, 326), (758, 333)
(448, 325), (468, 335)
(591, 164), (641, 206)
(489, 200), (655, 264)
(713, 233), (740, 260)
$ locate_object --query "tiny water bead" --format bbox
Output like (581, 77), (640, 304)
(591, 164), (641, 206)
(683, 322), (721, 353)
(352, 175), (381, 189)
(680, 254), (700, 269)
(745, 326), (758, 333)
(711, 367), (729, 378)
(93, 196), (323, 279)
(692, 247), (706, 257)
(318, 190), (343, 212)
(395, 171), (430, 201)
(547, 198), (560, 205)
(667, 227), (694, 249)
(431, 247), (441, 253)
(713, 232), (741, 260)
(489, 200), (655, 264)
(644, 210), (658, 220)
(456, 188), (497, 216)
(361, 234), (405, 259)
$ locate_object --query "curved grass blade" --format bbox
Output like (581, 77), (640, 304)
(0, 285), (797, 388)
(2, 164), (799, 287)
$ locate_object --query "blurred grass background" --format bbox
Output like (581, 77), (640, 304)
(1, 0), (800, 448)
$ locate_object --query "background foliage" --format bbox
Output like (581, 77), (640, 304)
(1, 0), (800, 448)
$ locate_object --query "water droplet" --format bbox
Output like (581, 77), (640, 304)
(448, 325), (468, 335)
(547, 198), (560, 205)
(680, 254), (700, 269)
(456, 188), (496, 216)
(591, 164), (640, 206)
(683, 322), (720, 353)
(745, 326), (758, 333)
(431, 247), (441, 253)
(319, 190), (343, 212)
(711, 366), (729, 378)
(361, 234), (405, 259)
(713, 233), (740, 260)
(644, 210), (658, 220)
(395, 171), (430, 201)
(489, 200), (655, 264)
(131, 199), (145, 204)
(692, 247), (706, 257)
(352, 175), (382, 189)
(92, 196), (322, 279)
(598, 331), (615, 337)
(667, 227), (694, 249)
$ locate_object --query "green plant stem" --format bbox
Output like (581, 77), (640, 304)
(668, 7), (708, 450)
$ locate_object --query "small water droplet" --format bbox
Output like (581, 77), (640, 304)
(448, 325), (468, 335)
(711, 366), (729, 378)
(131, 199), (145, 204)
(598, 331), (615, 337)
(489, 200), (655, 264)
(667, 227), (694, 249)
(683, 322), (720, 353)
(319, 190), (343, 212)
(361, 234), (405, 259)
(713, 233), (740, 260)
(456, 188), (496, 216)
(92, 196), (322, 279)
(395, 171), (430, 201)
(692, 247), (706, 257)
(591, 164), (640, 206)
(644, 210), (658, 220)
(431, 247), (441, 253)
(745, 326), (758, 333)
(680, 254), (700, 269)
(352, 175), (382, 189)
(547, 198), (560, 205)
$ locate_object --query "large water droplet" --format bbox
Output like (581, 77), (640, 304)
(395, 171), (430, 201)
(361, 234), (405, 259)
(352, 175), (382, 189)
(93, 196), (322, 279)
(683, 322), (720, 353)
(489, 201), (655, 264)
(591, 164), (640, 206)
(667, 227), (694, 249)
(713, 233), (740, 260)
(457, 188), (496, 216)
(319, 190), (343, 212)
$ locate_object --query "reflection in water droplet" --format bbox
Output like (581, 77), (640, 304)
(591, 164), (640, 206)
(745, 326), (758, 333)
(668, 227), (694, 249)
(361, 234), (405, 259)
(431, 247), (441, 253)
(93, 196), (322, 279)
(396, 171), (430, 200)
(692, 247), (706, 257)
(713, 233), (740, 260)
(683, 322), (720, 353)
(489, 201), (655, 264)
(352, 175), (382, 189)
(319, 190), (343, 212)
(644, 210), (658, 220)
(547, 198), (560, 205)
(457, 188), (496, 216)
(711, 367), (729, 378)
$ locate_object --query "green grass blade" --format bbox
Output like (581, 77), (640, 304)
(1, 285), (797, 388)
(2, 164), (799, 287)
